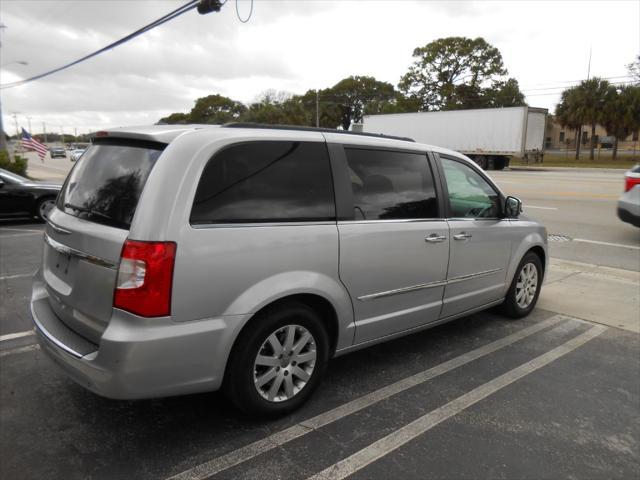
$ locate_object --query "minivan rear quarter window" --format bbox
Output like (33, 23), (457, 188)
(57, 139), (165, 229)
(190, 141), (335, 224)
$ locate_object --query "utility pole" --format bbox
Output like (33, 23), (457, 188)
(315, 89), (320, 128)
(42, 122), (47, 143)
(60, 126), (64, 146)
(27, 116), (32, 133)
(12, 112), (19, 137)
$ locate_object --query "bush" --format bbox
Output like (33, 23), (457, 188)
(0, 150), (28, 176)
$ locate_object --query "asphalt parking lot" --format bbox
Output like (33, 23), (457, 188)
(1, 220), (639, 479)
(1, 161), (639, 479)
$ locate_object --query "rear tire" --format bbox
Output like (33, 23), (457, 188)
(501, 252), (543, 318)
(223, 301), (329, 417)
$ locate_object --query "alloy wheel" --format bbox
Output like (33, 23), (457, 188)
(515, 262), (538, 309)
(253, 324), (317, 402)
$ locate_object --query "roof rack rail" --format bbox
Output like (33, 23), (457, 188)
(221, 122), (415, 143)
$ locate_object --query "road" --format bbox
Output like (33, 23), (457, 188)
(493, 169), (639, 271)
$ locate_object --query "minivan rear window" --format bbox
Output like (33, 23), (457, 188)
(57, 139), (165, 229)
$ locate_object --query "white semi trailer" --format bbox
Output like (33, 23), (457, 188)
(362, 106), (548, 170)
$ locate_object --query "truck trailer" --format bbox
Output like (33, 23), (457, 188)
(362, 106), (548, 170)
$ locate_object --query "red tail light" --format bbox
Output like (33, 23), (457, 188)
(624, 175), (640, 192)
(114, 240), (176, 317)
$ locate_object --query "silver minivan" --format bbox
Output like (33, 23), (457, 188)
(31, 124), (547, 416)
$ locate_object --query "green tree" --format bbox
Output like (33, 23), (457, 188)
(556, 87), (586, 159)
(398, 37), (524, 111)
(556, 78), (612, 160)
(158, 112), (190, 124)
(601, 85), (640, 159)
(579, 78), (611, 159)
(323, 76), (398, 130)
(189, 94), (247, 124)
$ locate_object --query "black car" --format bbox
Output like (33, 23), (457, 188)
(50, 147), (66, 158)
(0, 169), (61, 221)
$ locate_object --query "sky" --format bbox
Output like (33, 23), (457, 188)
(1, 0), (638, 136)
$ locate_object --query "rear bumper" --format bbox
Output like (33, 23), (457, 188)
(617, 207), (640, 228)
(31, 272), (249, 400)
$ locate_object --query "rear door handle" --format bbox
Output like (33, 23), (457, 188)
(425, 234), (447, 243)
(453, 232), (472, 241)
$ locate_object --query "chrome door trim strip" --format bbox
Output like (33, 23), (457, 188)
(447, 267), (504, 285)
(357, 267), (503, 302)
(357, 280), (448, 301)
(44, 233), (117, 270)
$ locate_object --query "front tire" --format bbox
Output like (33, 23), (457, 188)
(223, 301), (329, 417)
(501, 252), (543, 318)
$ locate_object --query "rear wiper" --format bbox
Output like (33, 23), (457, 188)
(63, 202), (129, 229)
(63, 203), (111, 220)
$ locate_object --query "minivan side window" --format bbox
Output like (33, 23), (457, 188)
(344, 148), (438, 220)
(440, 157), (500, 219)
(190, 141), (335, 224)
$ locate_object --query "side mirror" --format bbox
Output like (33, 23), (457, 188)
(0, 179), (4, 188)
(504, 196), (522, 218)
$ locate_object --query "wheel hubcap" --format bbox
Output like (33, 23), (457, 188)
(253, 324), (316, 403)
(515, 262), (538, 309)
(39, 200), (55, 219)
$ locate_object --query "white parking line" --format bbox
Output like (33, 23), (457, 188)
(573, 238), (640, 251)
(167, 315), (567, 480)
(0, 330), (35, 342)
(309, 324), (607, 480)
(0, 272), (35, 281)
(526, 206), (559, 211)
(0, 344), (40, 357)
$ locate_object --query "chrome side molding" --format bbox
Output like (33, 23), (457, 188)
(357, 268), (504, 301)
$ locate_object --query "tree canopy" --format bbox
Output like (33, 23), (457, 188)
(398, 36), (525, 111)
(189, 94), (247, 124)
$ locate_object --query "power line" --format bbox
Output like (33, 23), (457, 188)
(524, 80), (636, 96)
(0, 0), (203, 89)
(521, 76), (633, 92)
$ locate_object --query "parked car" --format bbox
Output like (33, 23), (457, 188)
(617, 164), (640, 228)
(31, 124), (547, 416)
(69, 148), (86, 162)
(50, 147), (66, 159)
(0, 168), (61, 221)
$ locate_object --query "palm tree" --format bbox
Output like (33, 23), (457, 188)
(602, 85), (640, 159)
(556, 78), (610, 160)
(578, 78), (610, 159)
(556, 87), (584, 159)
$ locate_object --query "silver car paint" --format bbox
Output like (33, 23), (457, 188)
(31, 125), (548, 399)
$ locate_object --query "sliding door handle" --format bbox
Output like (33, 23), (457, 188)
(425, 234), (447, 243)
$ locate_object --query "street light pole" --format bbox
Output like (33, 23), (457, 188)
(0, 60), (28, 155)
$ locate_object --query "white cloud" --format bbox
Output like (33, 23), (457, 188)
(1, 0), (638, 134)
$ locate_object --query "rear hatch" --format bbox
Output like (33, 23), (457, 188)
(42, 137), (166, 344)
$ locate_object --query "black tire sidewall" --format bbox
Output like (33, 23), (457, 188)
(224, 302), (329, 417)
(504, 252), (543, 318)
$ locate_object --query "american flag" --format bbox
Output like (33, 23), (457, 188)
(21, 128), (48, 160)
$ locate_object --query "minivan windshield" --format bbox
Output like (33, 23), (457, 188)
(57, 139), (165, 229)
